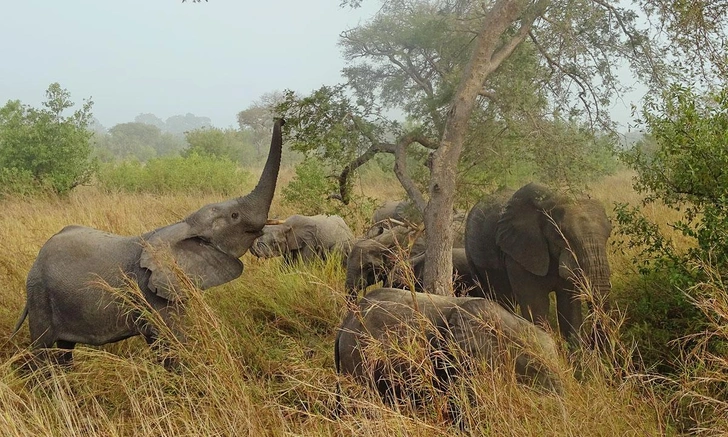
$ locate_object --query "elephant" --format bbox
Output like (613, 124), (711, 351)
(367, 200), (422, 238)
(345, 225), (426, 301)
(11, 119), (285, 366)
(367, 201), (466, 247)
(335, 288), (563, 410)
(346, 226), (477, 300)
(249, 214), (355, 264)
(464, 183), (612, 344)
(408, 248), (480, 297)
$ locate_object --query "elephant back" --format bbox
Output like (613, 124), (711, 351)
(448, 298), (563, 393)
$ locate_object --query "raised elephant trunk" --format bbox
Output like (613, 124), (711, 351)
(239, 118), (284, 225)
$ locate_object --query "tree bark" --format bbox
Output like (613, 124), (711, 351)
(422, 0), (546, 295)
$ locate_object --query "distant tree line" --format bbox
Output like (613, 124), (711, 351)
(0, 83), (290, 197)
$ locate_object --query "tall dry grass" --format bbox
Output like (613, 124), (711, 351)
(0, 170), (719, 435)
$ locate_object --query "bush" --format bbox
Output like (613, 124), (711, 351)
(97, 154), (252, 195)
(0, 167), (41, 198)
(0, 83), (96, 195)
(281, 157), (377, 228)
(616, 84), (728, 373)
(183, 127), (259, 165)
(281, 158), (339, 215)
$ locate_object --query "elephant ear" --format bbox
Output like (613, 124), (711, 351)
(496, 184), (555, 277)
(285, 223), (314, 251)
(140, 222), (243, 301)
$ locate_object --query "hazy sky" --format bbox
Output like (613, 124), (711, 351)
(1, 1), (642, 130)
(1, 1), (382, 129)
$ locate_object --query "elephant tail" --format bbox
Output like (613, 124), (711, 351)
(9, 304), (28, 339)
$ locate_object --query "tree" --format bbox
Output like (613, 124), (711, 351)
(279, 0), (659, 294)
(94, 122), (186, 162)
(0, 83), (95, 195)
(164, 113), (212, 135)
(134, 113), (166, 130)
(183, 127), (256, 164)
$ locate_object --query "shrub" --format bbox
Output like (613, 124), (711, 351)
(0, 167), (40, 198)
(281, 158), (339, 215)
(281, 157), (378, 228)
(0, 83), (96, 195)
(616, 84), (728, 373)
(97, 153), (252, 195)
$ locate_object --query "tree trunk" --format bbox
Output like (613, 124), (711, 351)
(422, 0), (542, 294)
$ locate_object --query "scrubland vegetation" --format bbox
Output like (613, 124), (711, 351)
(2, 1), (728, 434)
(0, 167), (726, 436)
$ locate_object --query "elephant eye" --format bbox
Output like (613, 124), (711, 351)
(231, 212), (239, 220)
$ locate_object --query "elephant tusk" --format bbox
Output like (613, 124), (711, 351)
(387, 219), (406, 227)
(266, 219), (285, 225)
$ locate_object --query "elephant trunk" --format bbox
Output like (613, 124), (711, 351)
(576, 238), (613, 349)
(345, 258), (366, 302)
(576, 238), (612, 307)
(239, 118), (284, 225)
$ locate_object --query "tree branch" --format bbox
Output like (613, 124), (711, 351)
(334, 130), (436, 206)
(490, 0), (547, 68)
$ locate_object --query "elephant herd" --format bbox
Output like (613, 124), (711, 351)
(10, 118), (613, 412)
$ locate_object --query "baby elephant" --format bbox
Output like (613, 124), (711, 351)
(335, 288), (563, 408)
(250, 214), (355, 264)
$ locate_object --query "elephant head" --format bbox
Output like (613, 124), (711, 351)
(466, 183), (612, 344)
(249, 220), (293, 259)
(250, 214), (355, 265)
(345, 226), (425, 301)
(139, 118), (285, 299)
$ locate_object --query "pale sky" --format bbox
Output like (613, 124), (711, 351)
(1, 1), (642, 130)
(1, 1), (381, 129)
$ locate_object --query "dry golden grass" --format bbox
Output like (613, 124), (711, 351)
(0, 169), (717, 436)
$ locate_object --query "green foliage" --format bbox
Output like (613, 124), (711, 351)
(529, 120), (620, 189)
(0, 167), (38, 198)
(0, 83), (96, 195)
(281, 158), (377, 224)
(457, 117), (620, 207)
(97, 153), (252, 195)
(281, 158), (338, 215)
(616, 84), (728, 372)
(183, 127), (258, 165)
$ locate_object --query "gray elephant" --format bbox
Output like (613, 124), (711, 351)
(367, 200), (422, 238)
(249, 214), (355, 264)
(335, 288), (562, 408)
(465, 183), (612, 343)
(345, 225), (426, 301)
(367, 201), (465, 247)
(11, 119), (285, 366)
(408, 248), (480, 296)
(346, 227), (477, 300)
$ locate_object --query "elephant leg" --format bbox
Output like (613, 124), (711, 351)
(506, 257), (552, 327)
(556, 287), (583, 346)
(54, 340), (76, 368)
(488, 269), (517, 312)
(27, 312), (59, 367)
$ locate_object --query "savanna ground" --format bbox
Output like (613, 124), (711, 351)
(0, 169), (706, 436)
